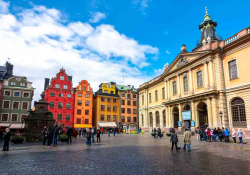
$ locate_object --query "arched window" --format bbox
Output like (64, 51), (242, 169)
(141, 114), (144, 126)
(149, 112), (153, 127)
(163, 110), (166, 127)
(183, 76), (188, 92)
(231, 98), (247, 127)
(173, 81), (177, 95)
(156, 111), (160, 127)
(197, 71), (203, 88)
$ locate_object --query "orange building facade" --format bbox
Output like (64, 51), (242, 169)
(74, 80), (93, 128)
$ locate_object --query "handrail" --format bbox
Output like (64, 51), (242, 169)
(225, 34), (238, 45)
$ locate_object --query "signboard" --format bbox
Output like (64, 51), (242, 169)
(182, 111), (191, 120)
(178, 121), (182, 127)
(191, 120), (195, 127)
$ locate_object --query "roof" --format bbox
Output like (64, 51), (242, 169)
(116, 84), (137, 93)
(94, 89), (120, 97)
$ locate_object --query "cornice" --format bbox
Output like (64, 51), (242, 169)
(223, 39), (250, 57)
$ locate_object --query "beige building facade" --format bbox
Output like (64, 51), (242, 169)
(139, 10), (250, 138)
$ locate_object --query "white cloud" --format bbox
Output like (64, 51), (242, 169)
(0, 3), (158, 102)
(0, 0), (9, 14)
(89, 12), (106, 23)
(133, 0), (151, 15)
(166, 50), (170, 54)
(153, 68), (163, 76)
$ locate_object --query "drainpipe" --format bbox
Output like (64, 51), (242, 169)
(220, 47), (229, 129)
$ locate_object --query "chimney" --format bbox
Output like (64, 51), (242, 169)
(44, 78), (50, 91)
(128, 85), (131, 87)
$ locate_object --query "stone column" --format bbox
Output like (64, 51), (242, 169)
(204, 62), (209, 89)
(196, 109), (199, 128)
(166, 106), (169, 127)
(192, 69), (196, 92)
(160, 111), (163, 128)
(212, 97), (218, 127)
(208, 60), (215, 88)
(168, 106), (172, 127)
(153, 112), (156, 128)
(167, 80), (170, 100)
(177, 75), (180, 97)
(189, 69), (193, 94)
(165, 81), (167, 100)
(191, 101), (196, 131)
(178, 104), (182, 131)
(207, 98), (213, 128)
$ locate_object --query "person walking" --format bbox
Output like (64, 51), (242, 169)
(199, 128), (203, 141)
(183, 129), (191, 152)
(170, 130), (178, 152)
(157, 128), (162, 139)
(101, 127), (104, 135)
(237, 128), (243, 144)
(42, 127), (48, 146)
(213, 128), (218, 142)
(2, 128), (11, 151)
(218, 128), (223, 142)
(78, 129), (82, 138)
(86, 129), (91, 146)
(113, 127), (116, 137)
(96, 129), (101, 143)
(202, 128), (206, 141)
(53, 125), (59, 146)
(47, 127), (53, 147)
(232, 128), (237, 144)
(224, 128), (230, 143)
(108, 128), (111, 137)
(82, 128), (86, 139)
(92, 128), (96, 143)
(67, 127), (73, 144)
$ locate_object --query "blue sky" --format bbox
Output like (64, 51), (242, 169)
(0, 0), (250, 101)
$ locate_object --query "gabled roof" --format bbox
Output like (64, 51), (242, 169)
(116, 84), (137, 93)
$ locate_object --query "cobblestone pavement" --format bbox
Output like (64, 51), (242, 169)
(0, 133), (250, 175)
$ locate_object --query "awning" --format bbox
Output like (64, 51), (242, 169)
(74, 124), (92, 128)
(98, 122), (117, 127)
(0, 123), (10, 127)
(0, 123), (25, 129)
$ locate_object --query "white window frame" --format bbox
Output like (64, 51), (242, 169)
(1, 113), (9, 122)
(55, 84), (60, 88)
(196, 70), (203, 88)
(20, 114), (28, 122)
(2, 100), (10, 109)
(67, 94), (72, 98)
(4, 90), (11, 96)
(60, 76), (64, 80)
(11, 81), (16, 86)
(63, 85), (68, 89)
(12, 101), (20, 109)
(23, 91), (30, 98)
(11, 113), (19, 122)
(13, 91), (21, 97)
(78, 93), (82, 97)
(20, 83), (25, 87)
(228, 58), (240, 81)
(21, 101), (29, 110)
(83, 87), (86, 91)
(86, 94), (90, 98)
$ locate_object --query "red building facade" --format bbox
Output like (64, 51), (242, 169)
(44, 68), (75, 127)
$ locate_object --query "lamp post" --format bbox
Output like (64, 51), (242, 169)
(219, 111), (223, 128)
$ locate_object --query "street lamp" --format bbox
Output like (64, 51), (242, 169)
(219, 111), (223, 128)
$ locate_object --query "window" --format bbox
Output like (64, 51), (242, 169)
(113, 99), (117, 103)
(50, 102), (55, 108)
(141, 114), (144, 126)
(101, 97), (105, 102)
(4, 91), (11, 96)
(127, 94), (131, 99)
(3, 101), (10, 109)
(133, 94), (136, 98)
(110, 91), (114, 94)
(21, 114), (27, 121)
(55, 84), (60, 88)
(58, 103), (63, 109)
(86, 94), (90, 98)
(101, 114), (105, 121)
(133, 117), (137, 122)
(121, 93), (125, 97)
(83, 87), (86, 90)
(133, 109), (137, 114)
(77, 118), (81, 124)
(50, 92), (55, 97)
(85, 101), (90, 106)
(77, 109), (81, 115)
(23, 92), (29, 97)
(113, 106), (117, 112)
(122, 100), (125, 105)
(13, 101), (19, 109)
(156, 111), (160, 127)
(113, 115), (117, 121)
(121, 116), (125, 122)
(107, 115), (111, 121)
(149, 93), (152, 103)
(57, 114), (62, 121)
(127, 108), (131, 114)
(11, 114), (18, 122)
(11, 82), (16, 86)
(155, 90), (158, 101)
(78, 93), (82, 97)
(107, 83), (111, 88)
(162, 87), (165, 99)
(1, 114), (8, 122)
(142, 95), (144, 105)
(85, 119), (89, 124)
(163, 110), (166, 127)
(149, 112), (153, 127)
(67, 94), (72, 98)
(231, 98), (246, 127)
(63, 85), (68, 89)
(77, 100), (82, 105)
(60, 76), (64, 80)
(104, 90), (108, 93)
(101, 105), (105, 111)
(22, 102), (29, 110)
(133, 101), (136, 106)
(107, 98), (111, 102)
(229, 60), (238, 80)
(66, 115), (70, 121)
(14, 92), (20, 97)
(173, 81), (177, 95)
(127, 117), (131, 122)
(59, 93), (64, 97)
(85, 110), (89, 115)
(197, 71), (203, 88)
(183, 76), (188, 92)
(66, 103), (71, 109)
(107, 105), (111, 111)
(20, 83), (25, 87)
(121, 108), (125, 113)
(127, 100), (131, 106)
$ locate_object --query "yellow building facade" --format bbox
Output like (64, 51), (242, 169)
(139, 10), (250, 138)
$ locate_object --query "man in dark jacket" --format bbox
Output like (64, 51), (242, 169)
(67, 127), (73, 144)
(2, 128), (11, 151)
(170, 130), (178, 152)
(86, 129), (92, 146)
(53, 125), (59, 146)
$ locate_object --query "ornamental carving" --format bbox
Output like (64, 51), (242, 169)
(177, 57), (190, 68)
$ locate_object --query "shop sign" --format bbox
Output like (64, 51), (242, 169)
(182, 111), (191, 120)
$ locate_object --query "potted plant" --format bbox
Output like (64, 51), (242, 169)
(166, 132), (171, 137)
(11, 135), (25, 144)
(60, 134), (68, 142)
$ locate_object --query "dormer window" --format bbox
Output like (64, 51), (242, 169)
(60, 76), (64, 80)
(11, 82), (16, 86)
(107, 83), (111, 88)
(20, 83), (25, 87)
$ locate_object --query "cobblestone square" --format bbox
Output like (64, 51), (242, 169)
(1, 134), (250, 175)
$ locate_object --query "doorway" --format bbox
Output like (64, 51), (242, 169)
(173, 107), (179, 129)
(197, 102), (208, 129)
